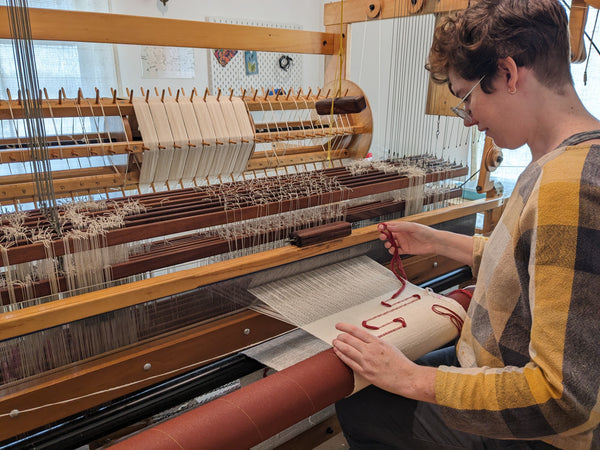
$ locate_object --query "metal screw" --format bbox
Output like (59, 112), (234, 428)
(433, 261), (438, 268)
(244, 328), (251, 335)
(143, 363), (152, 371)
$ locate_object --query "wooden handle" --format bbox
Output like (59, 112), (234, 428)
(315, 95), (366, 115)
(289, 221), (352, 247)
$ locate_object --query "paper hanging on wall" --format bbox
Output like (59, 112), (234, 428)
(245, 51), (258, 75)
(141, 46), (195, 79)
(213, 49), (238, 67)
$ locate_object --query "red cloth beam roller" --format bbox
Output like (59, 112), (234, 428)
(111, 348), (353, 449)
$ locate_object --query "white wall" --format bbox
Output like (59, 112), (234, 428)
(108, 0), (326, 97)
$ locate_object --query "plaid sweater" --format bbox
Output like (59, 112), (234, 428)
(436, 131), (600, 449)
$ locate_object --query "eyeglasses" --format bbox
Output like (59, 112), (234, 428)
(450, 75), (485, 122)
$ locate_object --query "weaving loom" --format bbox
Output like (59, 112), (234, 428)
(3, 0), (595, 447)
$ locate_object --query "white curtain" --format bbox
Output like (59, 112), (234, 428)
(0, 0), (125, 190)
(0, 0), (119, 99)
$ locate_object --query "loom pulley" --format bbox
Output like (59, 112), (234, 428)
(483, 145), (503, 173)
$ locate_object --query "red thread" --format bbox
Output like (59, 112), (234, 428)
(381, 294), (420, 307)
(362, 321), (380, 330)
(379, 223), (408, 299)
(362, 294), (421, 338)
(447, 288), (473, 300)
(431, 304), (464, 333)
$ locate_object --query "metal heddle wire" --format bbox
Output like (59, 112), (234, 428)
(7, 0), (61, 234)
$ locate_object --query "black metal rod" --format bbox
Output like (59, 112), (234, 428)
(419, 266), (473, 292)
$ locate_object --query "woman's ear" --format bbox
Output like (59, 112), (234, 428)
(497, 57), (519, 94)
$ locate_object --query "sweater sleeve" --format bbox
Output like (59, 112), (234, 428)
(434, 148), (600, 446)
(471, 235), (488, 277)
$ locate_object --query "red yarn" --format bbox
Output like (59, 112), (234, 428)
(447, 288), (473, 300)
(379, 223), (407, 299)
(431, 304), (464, 333)
(362, 294), (421, 337)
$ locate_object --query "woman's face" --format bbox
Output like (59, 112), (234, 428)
(448, 70), (528, 150)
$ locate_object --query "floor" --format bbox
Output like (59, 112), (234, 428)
(314, 433), (349, 449)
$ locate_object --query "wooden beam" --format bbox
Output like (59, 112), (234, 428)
(425, 14), (459, 116)
(0, 311), (293, 440)
(0, 6), (335, 55)
(0, 168), (139, 202)
(324, 24), (349, 85)
(0, 97), (134, 120)
(324, 0), (469, 26)
(586, 0), (600, 7)
(426, 78), (457, 116)
(247, 148), (351, 170)
(569, 0), (589, 62)
(0, 142), (140, 164)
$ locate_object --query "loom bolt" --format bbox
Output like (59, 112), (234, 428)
(244, 328), (251, 335)
(143, 363), (152, 371)
(9, 409), (19, 418)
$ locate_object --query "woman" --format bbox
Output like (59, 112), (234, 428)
(332, 1), (600, 448)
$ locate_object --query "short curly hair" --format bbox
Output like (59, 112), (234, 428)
(426, 0), (572, 94)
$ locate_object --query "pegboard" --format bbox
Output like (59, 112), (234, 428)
(207, 17), (303, 95)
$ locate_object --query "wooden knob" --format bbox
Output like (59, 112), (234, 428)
(408, 0), (425, 14)
(366, 0), (381, 18)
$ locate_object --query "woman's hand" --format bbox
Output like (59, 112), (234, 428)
(332, 323), (437, 403)
(379, 221), (475, 266)
(379, 222), (439, 256)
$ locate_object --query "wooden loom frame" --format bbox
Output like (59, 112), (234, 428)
(0, 197), (503, 440)
(0, 1), (504, 443)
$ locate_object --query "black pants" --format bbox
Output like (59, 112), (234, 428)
(335, 346), (556, 449)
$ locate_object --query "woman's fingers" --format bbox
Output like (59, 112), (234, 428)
(332, 346), (363, 372)
(332, 336), (364, 362)
(335, 322), (376, 343)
